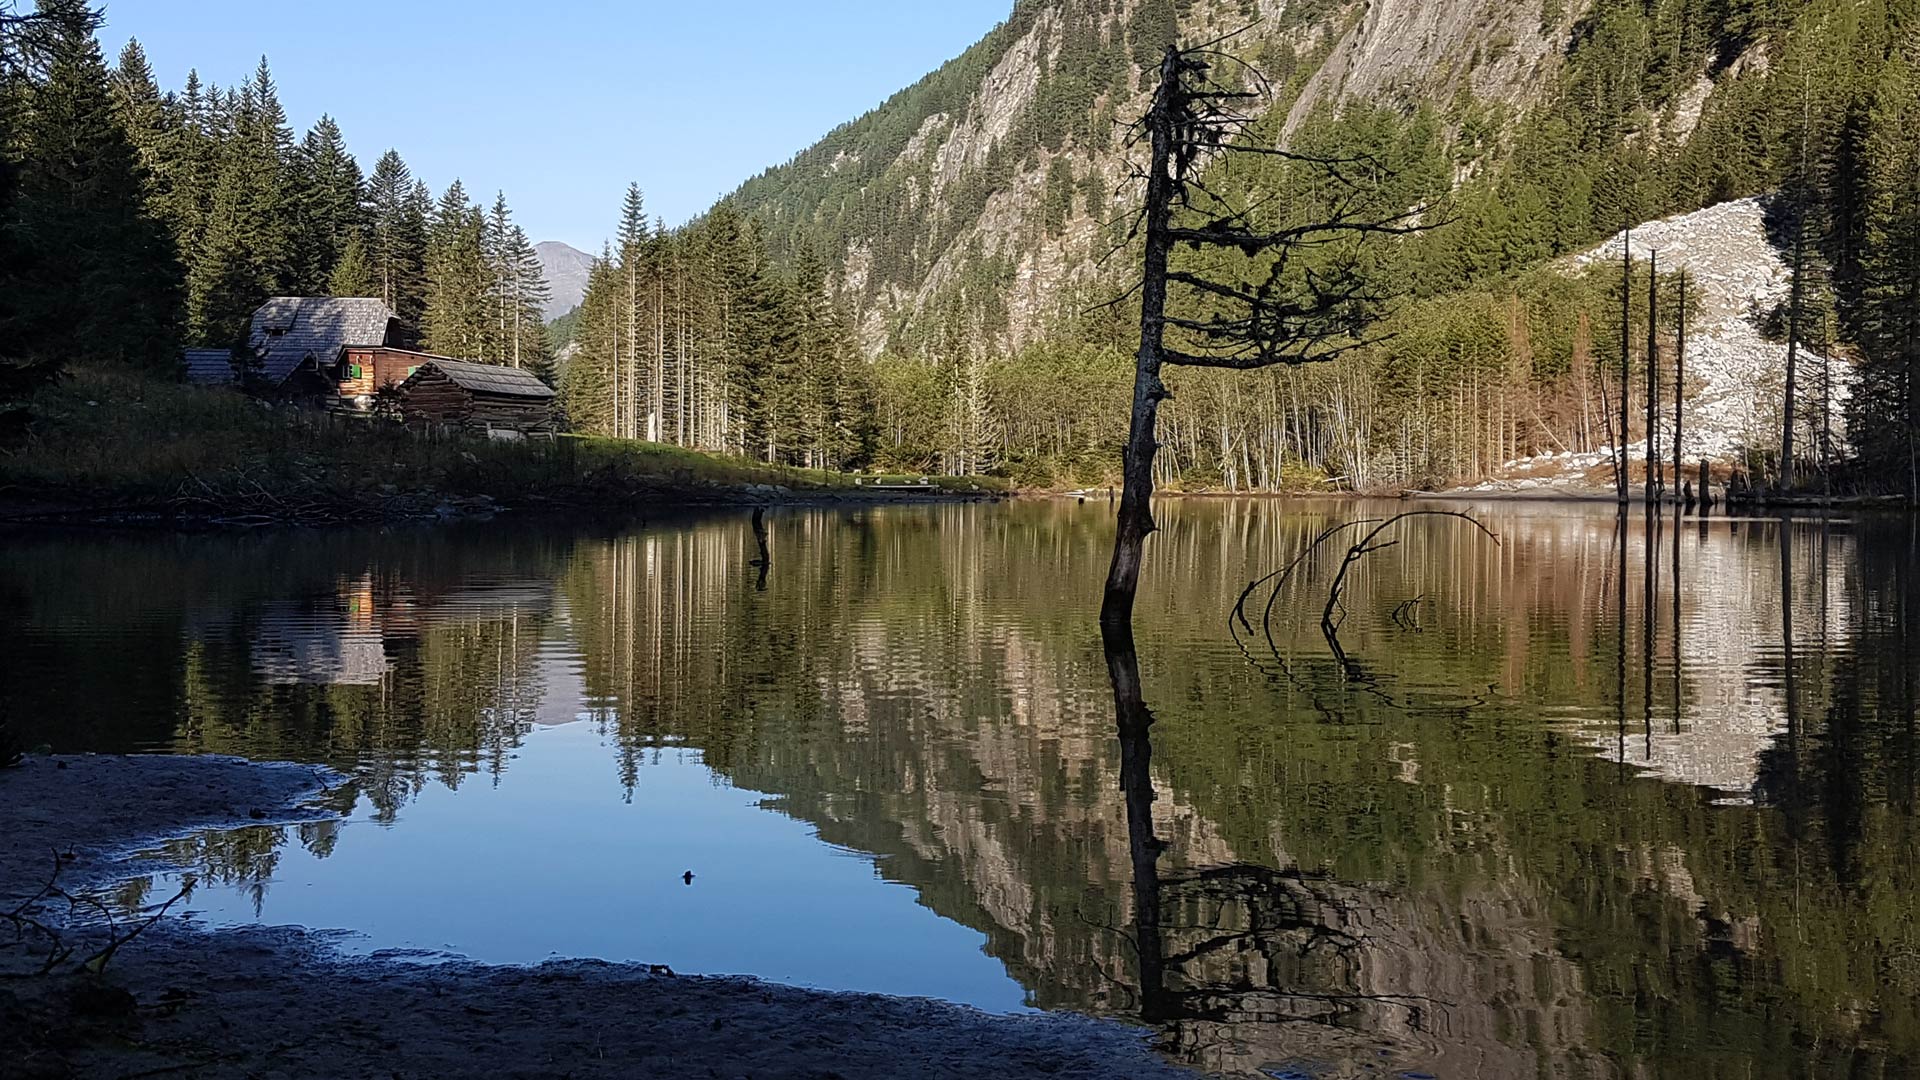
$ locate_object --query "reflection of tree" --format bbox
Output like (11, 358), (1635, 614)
(11, 506), (1920, 1075)
(1106, 615), (1449, 1074)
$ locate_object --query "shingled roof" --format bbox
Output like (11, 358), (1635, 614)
(406, 358), (557, 399)
(182, 347), (236, 385)
(247, 297), (397, 384)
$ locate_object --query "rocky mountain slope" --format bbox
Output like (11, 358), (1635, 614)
(721, 0), (1692, 353)
(1576, 197), (1849, 462)
(534, 240), (595, 320)
(1470, 195), (1851, 491)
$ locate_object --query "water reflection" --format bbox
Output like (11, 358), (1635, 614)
(3, 503), (1917, 1076)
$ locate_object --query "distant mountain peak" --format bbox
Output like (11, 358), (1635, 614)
(534, 241), (595, 321)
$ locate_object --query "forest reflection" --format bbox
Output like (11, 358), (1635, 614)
(4, 502), (1915, 1076)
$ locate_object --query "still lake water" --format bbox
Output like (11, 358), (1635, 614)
(5, 500), (1916, 1077)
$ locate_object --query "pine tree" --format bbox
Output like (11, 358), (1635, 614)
(0, 16), (34, 402)
(478, 191), (549, 372)
(613, 183), (655, 437)
(12, 5), (179, 372)
(233, 55), (293, 292)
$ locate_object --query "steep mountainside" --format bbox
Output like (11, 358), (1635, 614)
(534, 240), (595, 319)
(721, 0), (1698, 353)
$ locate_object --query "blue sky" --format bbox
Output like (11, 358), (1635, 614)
(98, 1), (1012, 249)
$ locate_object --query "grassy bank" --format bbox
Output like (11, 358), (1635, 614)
(0, 368), (1005, 524)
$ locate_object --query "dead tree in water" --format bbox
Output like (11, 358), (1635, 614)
(1675, 271), (1689, 508)
(1646, 250), (1661, 503)
(1104, 42), (1426, 627)
(1615, 236), (1633, 505)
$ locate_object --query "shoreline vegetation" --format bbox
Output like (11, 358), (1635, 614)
(0, 369), (1905, 531)
(0, 753), (1188, 1080)
(0, 368), (1008, 527)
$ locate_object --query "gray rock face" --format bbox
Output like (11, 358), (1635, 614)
(534, 241), (595, 320)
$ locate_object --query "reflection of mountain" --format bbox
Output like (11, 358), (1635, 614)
(6, 505), (1918, 1076)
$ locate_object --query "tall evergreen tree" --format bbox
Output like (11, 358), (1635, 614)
(561, 245), (621, 432)
(423, 179), (487, 358)
(328, 224), (377, 297)
(1851, 56), (1920, 496)
(107, 39), (171, 216)
(12, 3), (178, 372)
(365, 150), (425, 336)
(288, 114), (363, 294)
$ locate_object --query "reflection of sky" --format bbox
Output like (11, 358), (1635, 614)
(159, 649), (1030, 1013)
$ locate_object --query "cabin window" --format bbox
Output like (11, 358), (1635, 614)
(348, 363), (364, 379)
(407, 366), (418, 376)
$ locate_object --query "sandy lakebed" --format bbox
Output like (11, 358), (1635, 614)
(1, 754), (1193, 1079)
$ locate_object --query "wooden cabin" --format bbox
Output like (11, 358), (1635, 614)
(336, 347), (447, 400)
(246, 297), (400, 399)
(395, 359), (558, 434)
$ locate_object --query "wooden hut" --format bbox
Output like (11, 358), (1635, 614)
(246, 297), (399, 399)
(395, 359), (558, 434)
(336, 346), (445, 399)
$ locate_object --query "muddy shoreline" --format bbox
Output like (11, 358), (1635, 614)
(0, 754), (1189, 1079)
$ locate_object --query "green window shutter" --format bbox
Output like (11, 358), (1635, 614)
(348, 363), (364, 379)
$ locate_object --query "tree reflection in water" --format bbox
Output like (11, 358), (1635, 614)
(9, 504), (1920, 1077)
(1108, 612), (1451, 1075)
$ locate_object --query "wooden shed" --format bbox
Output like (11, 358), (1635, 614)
(395, 359), (558, 434)
(337, 346), (444, 399)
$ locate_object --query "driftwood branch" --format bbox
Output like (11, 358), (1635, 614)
(2, 848), (193, 978)
(1320, 512), (1501, 672)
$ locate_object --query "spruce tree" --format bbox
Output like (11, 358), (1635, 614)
(560, 245), (620, 433)
(289, 114), (364, 294)
(364, 151), (426, 337)
(1852, 57), (1920, 496)
(108, 40), (173, 226)
(328, 225), (377, 297)
(231, 55), (293, 292)
(0, 21), (33, 403)
(504, 220), (551, 377)
(13, 5), (179, 372)
(423, 179), (487, 358)
(162, 69), (214, 264)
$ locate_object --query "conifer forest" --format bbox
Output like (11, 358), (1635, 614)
(1, 0), (1917, 491)
(11, 4), (1920, 1078)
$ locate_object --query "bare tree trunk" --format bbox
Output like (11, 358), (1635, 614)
(1783, 219), (1805, 491)
(1674, 270), (1686, 507)
(1102, 47), (1179, 630)
(1646, 250), (1660, 503)
(1618, 235), (1632, 505)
